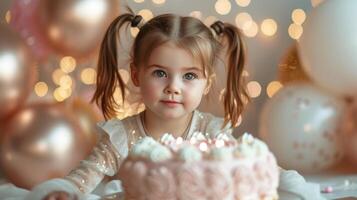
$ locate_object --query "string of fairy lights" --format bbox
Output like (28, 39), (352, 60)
(2, 0), (312, 124)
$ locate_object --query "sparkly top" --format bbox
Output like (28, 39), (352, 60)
(64, 110), (233, 194)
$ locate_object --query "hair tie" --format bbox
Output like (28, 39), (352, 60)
(131, 15), (143, 28)
(210, 21), (225, 36)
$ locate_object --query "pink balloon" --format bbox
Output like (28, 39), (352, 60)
(10, 0), (52, 60)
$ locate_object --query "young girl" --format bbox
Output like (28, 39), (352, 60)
(25, 11), (322, 200)
(23, 11), (248, 200)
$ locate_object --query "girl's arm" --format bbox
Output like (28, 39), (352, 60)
(64, 133), (122, 193)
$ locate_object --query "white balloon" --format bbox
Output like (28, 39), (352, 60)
(259, 83), (345, 173)
(298, 0), (357, 96)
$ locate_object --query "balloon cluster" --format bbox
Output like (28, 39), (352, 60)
(0, 0), (120, 189)
(260, 0), (357, 173)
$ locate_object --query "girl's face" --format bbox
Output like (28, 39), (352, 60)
(131, 42), (209, 120)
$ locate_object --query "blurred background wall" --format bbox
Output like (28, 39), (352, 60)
(0, 0), (313, 136)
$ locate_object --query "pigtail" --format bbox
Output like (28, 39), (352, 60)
(220, 23), (250, 128)
(91, 13), (135, 120)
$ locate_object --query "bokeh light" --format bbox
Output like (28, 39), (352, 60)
(267, 81), (283, 98)
(138, 9), (154, 21)
(235, 0), (251, 7)
(292, 9), (306, 25)
(243, 21), (258, 37)
(59, 87), (72, 99)
(60, 56), (76, 73)
(190, 11), (203, 19)
(235, 12), (253, 30)
(152, 0), (166, 4)
(247, 81), (262, 98)
(53, 87), (72, 102)
(34, 82), (48, 97)
(53, 88), (64, 102)
(215, 0), (231, 15)
(288, 23), (303, 39)
(204, 16), (218, 26)
(52, 68), (66, 85)
(81, 68), (97, 85)
(59, 75), (73, 89)
(261, 19), (278, 36)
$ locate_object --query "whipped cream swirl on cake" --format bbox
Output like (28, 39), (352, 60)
(129, 132), (270, 162)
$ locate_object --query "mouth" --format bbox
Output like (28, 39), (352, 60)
(160, 100), (181, 106)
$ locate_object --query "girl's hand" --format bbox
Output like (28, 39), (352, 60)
(43, 191), (77, 200)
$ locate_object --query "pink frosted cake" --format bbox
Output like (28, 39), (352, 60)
(118, 133), (279, 200)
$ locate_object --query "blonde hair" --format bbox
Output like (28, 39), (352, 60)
(92, 12), (250, 128)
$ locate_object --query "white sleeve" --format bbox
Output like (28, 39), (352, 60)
(0, 183), (29, 200)
(63, 133), (123, 194)
(278, 169), (325, 200)
(25, 178), (81, 200)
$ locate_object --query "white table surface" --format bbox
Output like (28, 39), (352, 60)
(303, 160), (357, 200)
(1, 161), (357, 200)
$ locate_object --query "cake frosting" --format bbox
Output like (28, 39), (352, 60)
(118, 133), (279, 200)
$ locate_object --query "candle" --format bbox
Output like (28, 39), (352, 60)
(176, 137), (183, 145)
(199, 142), (208, 152)
(215, 139), (225, 148)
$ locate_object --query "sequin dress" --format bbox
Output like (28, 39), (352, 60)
(26, 110), (233, 199)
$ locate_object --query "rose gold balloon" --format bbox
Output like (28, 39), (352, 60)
(71, 98), (100, 148)
(278, 44), (310, 85)
(37, 0), (120, 58)
(0, 103), (92, 189)
(0, 25), (36, 120)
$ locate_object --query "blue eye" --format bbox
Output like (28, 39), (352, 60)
(152, 70), (167, 78)
(183, 73), (198, 80)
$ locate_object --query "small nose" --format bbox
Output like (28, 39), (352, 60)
(164, 78), (181, 95)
